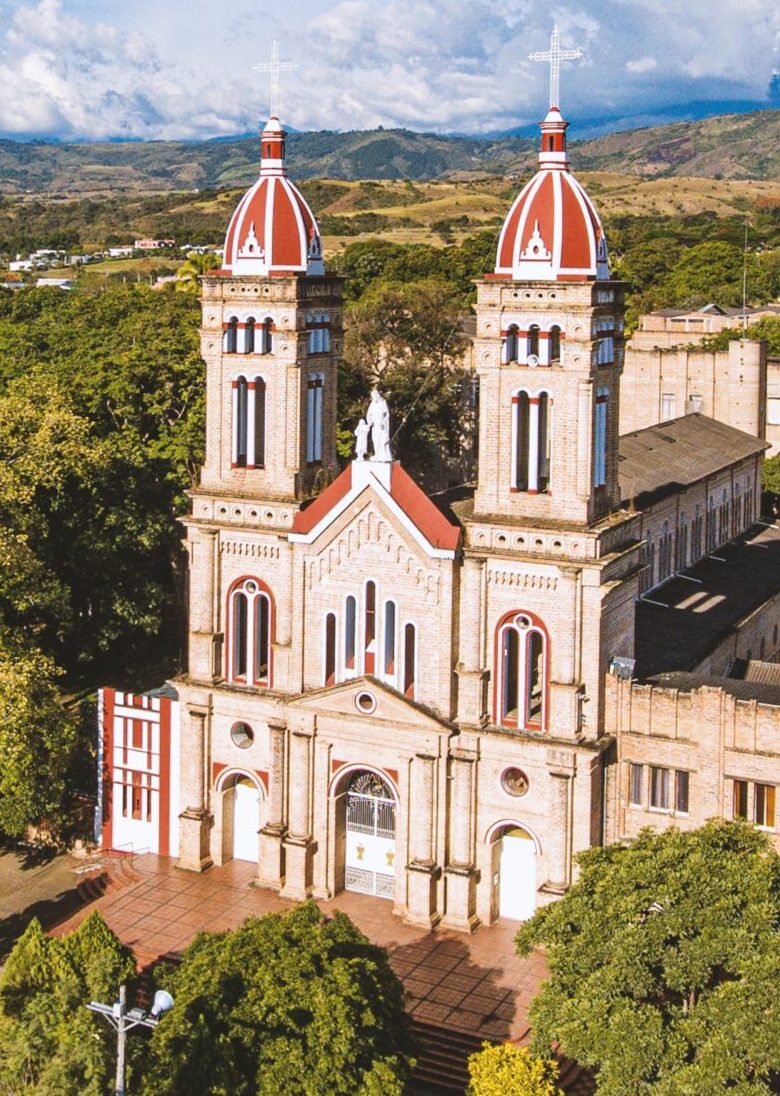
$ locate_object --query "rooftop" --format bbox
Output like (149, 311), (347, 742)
(648, 670), (780, 707)
(635, 524), (780, 680)
(619, 414), (767, 510)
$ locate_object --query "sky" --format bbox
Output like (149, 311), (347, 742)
(0, 0), (778, 141)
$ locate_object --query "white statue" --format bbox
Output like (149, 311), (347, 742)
(354, 417), (370, 460)
(366, 388), (392, 462)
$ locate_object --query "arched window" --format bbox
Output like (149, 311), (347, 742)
(496, 612), (548, 730)
(514, 392), (530, 491)
(513, 391), (551, 494)
(260, 318), (273, 355)
(549, 325), (561, 364)
(505, 324), (520, 363)
(224, 316), (238, 354)
(244, 317), (255, 354)
(364, 581), (376, 675)
(325, 613), (337, 686)
(344, 595), (356, 672)
(228, 578), (274, 686)
(233, 376), (248, 467)
(403, 623), (416, 699)
(253, 377), (266, 467)
(383, 601), (396, 678)
(527, 325), (540, 360)
(306, 373), (324, 463)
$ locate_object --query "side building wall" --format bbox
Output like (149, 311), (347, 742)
(604, 674), (780, 854)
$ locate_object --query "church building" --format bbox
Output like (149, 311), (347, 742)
(99, 68), (779, 929)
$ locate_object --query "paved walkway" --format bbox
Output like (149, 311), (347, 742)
(53, 854), (548, 1042)
(0, 845), (88, 960)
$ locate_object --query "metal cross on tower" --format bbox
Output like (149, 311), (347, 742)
(253, 40), (297, 120)
(528, 25), (583, 109)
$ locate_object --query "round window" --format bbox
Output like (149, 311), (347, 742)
(230, 722), (254, 749)
(245, 580), (258, 594)
(501, 767), (529, 797)
(355, 691), (377, 714)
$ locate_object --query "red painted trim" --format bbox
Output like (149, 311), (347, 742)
(213, 761), (227, 784)
(101, 688), (114, 849)
(225, 576), (275, 688)
(390, 464), (461, 551)
(332, 759), (346, 774)
(384, 767), (399, 784)
(527, 488), (539, 495)
(492, 609), (550, 731)
(291, 465), (352, 535)
(158, 698), (171, 858)
(255, 769), (269, 791)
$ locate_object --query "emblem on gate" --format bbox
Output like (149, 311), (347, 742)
(356, 844), (365, 860)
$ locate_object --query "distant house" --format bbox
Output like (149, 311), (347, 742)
(36, 278), (74, 290)
(134, 238), (176, 250)
(107, 247), (134, 258)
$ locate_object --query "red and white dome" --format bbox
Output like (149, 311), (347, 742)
(495, 108), (609, 282)
(222, 117), (324, 277)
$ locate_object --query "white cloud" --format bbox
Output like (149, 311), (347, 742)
(626, 56), (657, 74)
(0, 0), (777, 140)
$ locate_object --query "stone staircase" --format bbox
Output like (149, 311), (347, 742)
(74, 854), (143, 905)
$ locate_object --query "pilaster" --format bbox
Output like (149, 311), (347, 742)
(177, 706), (213, 872)
(257, 718), (287, 890)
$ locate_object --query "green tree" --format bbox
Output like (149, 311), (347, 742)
(467, 1043), (563, 1095)
(701, 315), (780, 356)
(176, 250), (221, 292)
(516, 821), (780, 1094)
(763, 452), (780, 497)
(141, 902), (413, 1096)
(0, 912), (136, 1094)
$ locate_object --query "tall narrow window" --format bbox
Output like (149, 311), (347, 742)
(253, 377), (266, 467)
(225, 316), (238, 354)
(345, 595), (356, 671)
(364, 581), (376, 675)
(537, 392), (550, 492)
(255, 594), (270, 684)
(233, 592), (248, 679)
(383, 601), (396, 677)
(306, 374), (324, 463)
(403, 623), (416, 698)
(660, 393), (676, 421)
(650, 766), (669, 810)
(245, 317), (256, 354)
(514, 392), (530, 491)
(629, 763), (643, 806)
(505, 324), (519, 363)
(594, 387), (608, 487)
(549, 325), (561, 364)
(233, 377), (248, 467)
(527, 325), (540, 360)
(324, 613), (336, 686)
(259, 318), (273, 355)
(675, 770), (690, 814)
(497, 614), (548, 730)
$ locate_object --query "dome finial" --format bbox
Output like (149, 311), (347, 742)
(528, 24), (583, 110)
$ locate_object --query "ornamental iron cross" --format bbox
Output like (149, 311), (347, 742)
(528, 25), (583, 109)
(253, 41), (297, 120)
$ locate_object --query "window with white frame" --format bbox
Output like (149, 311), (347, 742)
(594, 387), (609, 487)
(767, 397), (780, 426)
(307, 311), (331, 354)
(755, 783), (776, 829)
(260, 317), (273, 355)
(648, 766), (689, 813)
(503, 324), (520, 363)
(227, 578), (273, 686)
(306, 373), (324, 463)
(512, 390), (552, 494)
(496, 612), (547, 730)
(224, 316), (239, 354)
(324, 612), (337, 686)
(244, 316), (256, 354)
(660, 392), (676, 421)
(403, 622), (417, 699)
(232, 375), (266, 468)
(326, 587), (410, 692)
(629, 762), (643, 806)
(549, 325), (562, 364)
(689, 393), (703, 413)
(383, 600), (397, 679)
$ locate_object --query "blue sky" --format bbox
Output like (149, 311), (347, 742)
(0, 0), (777, 140)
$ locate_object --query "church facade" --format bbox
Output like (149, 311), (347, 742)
(98, 90), (779, 930)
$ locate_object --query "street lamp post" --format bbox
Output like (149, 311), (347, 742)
(87, 984), (174, 1096)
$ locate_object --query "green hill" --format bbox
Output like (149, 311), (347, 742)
(0, 110), (777, 197)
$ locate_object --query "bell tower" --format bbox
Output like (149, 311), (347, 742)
(197, 115), (342, 504)
(473, 101), (625, 527)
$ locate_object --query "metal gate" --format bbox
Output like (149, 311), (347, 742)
(345, 772), (396, 899)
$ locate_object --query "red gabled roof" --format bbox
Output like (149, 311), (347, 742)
(291, 464), (352, 535)
(389, 464), (461, 551)
(290, 462), (461, 553)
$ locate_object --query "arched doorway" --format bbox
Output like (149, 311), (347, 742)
(221, 774), (261, 863)
(344, 771), (396, 898)
(497, 826), (537, 921)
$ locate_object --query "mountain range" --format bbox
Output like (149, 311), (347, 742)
(0, 110), (778, 197)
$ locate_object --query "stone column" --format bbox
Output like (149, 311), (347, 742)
(548, 567), (583, 739)
(177, 706), (213, 872)
(406, 754), (440, 928)
(456, 556), (488, 725)
(257, 719), (287, 890)
(281, 718), (315, 900)
(443, 746), (479, 932)
(543, 749), (576, 893)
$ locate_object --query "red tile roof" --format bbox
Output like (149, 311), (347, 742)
(291, 464), (352, 535)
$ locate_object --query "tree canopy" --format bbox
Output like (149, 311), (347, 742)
(516, 821), (780, 1095)
(141, 902), (413, 1096)
(467, 1042), (563, 1096)
(0, 912), (135, 1094)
